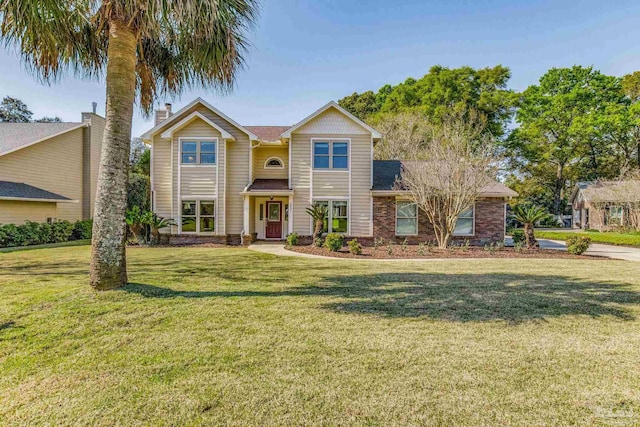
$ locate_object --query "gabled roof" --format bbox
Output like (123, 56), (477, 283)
(280, 101), (382, 139)
(0, 122), (87, 157)
(571, 180), (640, 203)
(160, 111), (234, 140)
(0, 181), (75, 203)
(371, 160), (518, 197)
(244, 126), (291, 141)
(141, 97), (259, 141)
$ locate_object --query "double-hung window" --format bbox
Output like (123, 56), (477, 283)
(453, 206), (474, 236)
(396, 201), (418, 235)
(313, 141), (349, 170)
(314, 200), (348, 234)
(607, 205), (623, 225)
(181, 140), (217, 165)
(181, 200), (215, 233)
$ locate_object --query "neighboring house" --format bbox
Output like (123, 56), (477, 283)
(571, 181), (640, 230)
(141, 98), (516, 245)
(0, 110), (105, 225)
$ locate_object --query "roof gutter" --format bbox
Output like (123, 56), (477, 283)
(0, 196), (78, 203)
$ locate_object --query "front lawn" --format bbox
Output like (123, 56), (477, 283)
(1, 246), (640, 426)
(535, 230), (640, 247)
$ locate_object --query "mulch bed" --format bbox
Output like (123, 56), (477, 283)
(287, 245), (603, 260)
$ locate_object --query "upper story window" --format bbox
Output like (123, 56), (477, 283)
(313, 141), (349, 170)
(181, 140), (217, 165)
(264, 157), (284, 169)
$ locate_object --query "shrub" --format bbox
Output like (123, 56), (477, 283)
(72, 220), (93, 240)
(566, 236), (592, 255)
(418, 242), (426, 256)
(386, 245), (394, 255)
(286, 233), (299, 246)
(50, 221), (74, 243)
(347, 238), (362, 255)
(373, 237), (384, 249)
(313, 237), (324, 248)
(514, 241), (525, 252)
(323, 233), (344, 252)
(401, 238), (408, 252)
(511, 229), (525, 245)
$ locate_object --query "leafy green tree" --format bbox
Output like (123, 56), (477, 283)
(0, 96), (32, 122)
(506, 66), (627, 214)
(1, 0), (259, 289)
(339, 65), (515, 138)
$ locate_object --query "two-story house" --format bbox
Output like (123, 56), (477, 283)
(0, 108), (105, 225)
(141, 98), (516, 245)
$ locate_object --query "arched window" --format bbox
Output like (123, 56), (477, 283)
(264, 157), (284, 169)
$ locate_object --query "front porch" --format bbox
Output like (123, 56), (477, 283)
(242, 179), (293, 241)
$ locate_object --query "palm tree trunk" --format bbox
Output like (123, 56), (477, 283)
(90, 21), (137, 290)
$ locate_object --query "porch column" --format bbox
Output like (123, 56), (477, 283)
(243, 195), (250, 236)
(288, 194), (294, 234)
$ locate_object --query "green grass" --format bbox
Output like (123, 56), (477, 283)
(0, 239), (90, 253)
(535, 230), (640, 247)
(1, 246), (640, 426)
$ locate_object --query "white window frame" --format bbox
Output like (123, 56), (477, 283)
(179, 199), (216, 234)
(453, 205), (475, 236)
(180, 138), (218, 166)
(264, 157), (284, 169)
(312, 139), (350, 171)
(395, 200), (418, 236)
(608, 205), (624, 225)
(313, 199), (349, 234)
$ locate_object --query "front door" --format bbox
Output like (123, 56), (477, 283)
(266, 201), (282, 239)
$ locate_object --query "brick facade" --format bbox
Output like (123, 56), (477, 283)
(372, 196), (506, 246)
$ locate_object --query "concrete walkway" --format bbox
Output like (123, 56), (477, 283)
(249, 240), (640, 261)
(538, 239), (640, 261)
(247, 242), (452, 262)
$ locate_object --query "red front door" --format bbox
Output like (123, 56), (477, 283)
(266, 201), (282, 239)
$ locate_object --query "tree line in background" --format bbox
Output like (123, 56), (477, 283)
(339, 65), (640, 215)
(0, 96), (62, 123)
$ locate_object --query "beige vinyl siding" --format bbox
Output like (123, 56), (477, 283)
(172, 117), (223, 234)
(0, 200), (57, 225)
(81, 113), (105, 218)
(290, 134), (311, 234)
(253, 146), (288, 179)
(151, 104), (251, 236)
(296, 108), (370, 135)
(0, 128), (84, 221)
(349, 134), (373, 236)
(313, 172), (349, 197)
(291, 132), (372, 236)
(151, 137), (172, 233)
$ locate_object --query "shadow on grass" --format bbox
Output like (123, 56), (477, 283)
(124, 272), (640, 323)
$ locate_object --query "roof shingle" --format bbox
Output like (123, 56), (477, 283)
(244, 126), (290, 141)
(0, 181), (72, 201)
(372, 160), (518, 197)
(0, 122), (84, 156)
(247, 179), (290, 192)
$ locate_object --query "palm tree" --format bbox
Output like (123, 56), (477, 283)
(0, 1), (258, 290)
(143, 212), (174, 246)
(512, 204), (548, 249)
(305, 204), (329, 242)
(125, 206), (145, 244)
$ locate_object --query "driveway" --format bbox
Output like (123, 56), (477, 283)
(506, 237), (640, 261)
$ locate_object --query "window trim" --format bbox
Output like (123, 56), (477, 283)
(179, 198), (216, 234)
(264, 157), (285, 169)
(607, 205), (624, 225)
(452, 205), (475, 237)
(311, 138), (351, 171)
(312, 199), (349, 234)
(395, 200), (418, 236)
(179, 138), (218, 166)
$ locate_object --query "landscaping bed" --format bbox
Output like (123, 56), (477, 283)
(287, 244), (601, 259)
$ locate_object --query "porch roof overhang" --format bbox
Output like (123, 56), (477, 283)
(241, 179), (293, 196)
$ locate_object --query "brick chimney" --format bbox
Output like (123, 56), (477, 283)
(154, 103), (173, 126)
